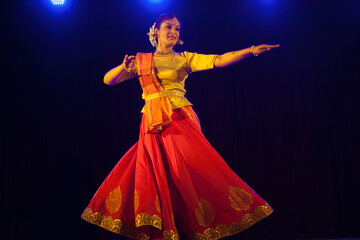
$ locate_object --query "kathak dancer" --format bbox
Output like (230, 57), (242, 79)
(81, 13), (279, 240)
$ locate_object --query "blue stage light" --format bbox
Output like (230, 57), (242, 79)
(51, 0), (66, 5)
(147, 0), (164, 4)
(259, 0), (274, 4)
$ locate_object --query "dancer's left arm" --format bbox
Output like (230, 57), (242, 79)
(214, 44), (280, 68)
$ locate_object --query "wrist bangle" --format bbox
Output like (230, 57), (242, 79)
(251, 45), (258, 57)
(123, 64), (133, 72)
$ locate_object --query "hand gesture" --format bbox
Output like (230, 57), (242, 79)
(123, 54), (136, 70)
(252, 44), (280, 56)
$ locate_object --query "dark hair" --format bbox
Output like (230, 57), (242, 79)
(154, 14), (181, 29)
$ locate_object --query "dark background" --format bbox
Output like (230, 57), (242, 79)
(1, 0), (359, 239)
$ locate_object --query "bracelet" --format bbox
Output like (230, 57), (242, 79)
(251, 45), (258, 57)
(123, 64), (134, 72)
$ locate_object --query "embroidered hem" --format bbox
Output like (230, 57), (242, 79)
(81, 203), (272, 240)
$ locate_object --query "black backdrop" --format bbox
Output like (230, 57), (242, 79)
(1, 0), (359, 239)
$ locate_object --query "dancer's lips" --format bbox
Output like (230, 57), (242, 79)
(168, 36), (176, 40)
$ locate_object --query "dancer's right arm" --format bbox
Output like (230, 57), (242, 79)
(104, 55), (136, 85)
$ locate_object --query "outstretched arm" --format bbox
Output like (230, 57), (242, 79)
(104, 55), (136, 85)
(214, 44), (279, 68)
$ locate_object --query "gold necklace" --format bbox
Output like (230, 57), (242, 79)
(154, 50), (175, 56)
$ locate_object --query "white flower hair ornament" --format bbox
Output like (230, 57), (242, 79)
(147, 23), (157, 47)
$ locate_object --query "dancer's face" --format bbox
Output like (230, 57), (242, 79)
(156, 18), (181, 48)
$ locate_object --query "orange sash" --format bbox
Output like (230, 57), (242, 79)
(137, 53), (173, 133)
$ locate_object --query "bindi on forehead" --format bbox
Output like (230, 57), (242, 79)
(163, 19), (180, 27)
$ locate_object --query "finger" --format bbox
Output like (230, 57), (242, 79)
(268, 44), (280, 48)
(257, 48), (271, 54)
(259, 47), (270, 51)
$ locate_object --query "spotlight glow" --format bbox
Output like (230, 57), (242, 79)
(147, 0), (164, 4)
(51, 0), (66, 5)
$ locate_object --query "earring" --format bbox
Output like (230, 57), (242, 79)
(177, 39), (184, 45)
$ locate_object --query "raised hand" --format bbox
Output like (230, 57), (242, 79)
(123, 54), (136, 69)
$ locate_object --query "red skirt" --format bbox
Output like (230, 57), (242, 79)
(81, 106), (273, 240)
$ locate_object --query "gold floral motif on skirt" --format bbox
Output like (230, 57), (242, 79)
(82, 203), (272, 240)
(195, 198), (215, 227)
(134, 190), (139, 212)
(106, 186), (122, 214)
(163, 230), (179, 240)
(229, 186), (253, 211)
(81, 208), (145, 239)
(193, 203), (273, 239)
(135, 213), (162, 230)
(155, 195), (161, 213)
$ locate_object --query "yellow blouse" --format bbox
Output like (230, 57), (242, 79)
(119, 51), (218, 110)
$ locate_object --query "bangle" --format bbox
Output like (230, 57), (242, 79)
(123, 64), (133, 72)
(251, 45), (258, 57)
